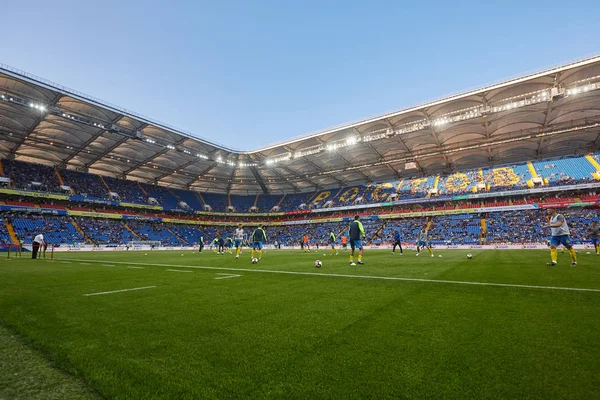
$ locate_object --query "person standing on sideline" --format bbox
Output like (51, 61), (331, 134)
(348, 215), (366, 266)
(391, 229), (403, 255)
(32, 233), (44, 259)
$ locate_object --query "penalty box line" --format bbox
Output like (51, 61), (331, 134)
(61, 258), (600, 293)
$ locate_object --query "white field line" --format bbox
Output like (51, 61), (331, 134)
(127, 266), (145, 269)
(214, 273), (242, 280)
(61, 261), (72, 264)
(102, 264), (116, 267)
(79, 262), (91, 265)
(83, 286), (156, 297)
(61, 258), (600, 293)
(166, 269), (193, 273)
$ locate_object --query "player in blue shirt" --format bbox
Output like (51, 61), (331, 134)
(588, 221), (600, 255)
(348, 215), (366, 265)
(250, 226), (267, 261)
(224, 237), (234, 255)
(216, 235), (225, 255)
(391, 229), (403, 255)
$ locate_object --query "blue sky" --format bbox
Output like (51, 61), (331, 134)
(2, 0), (600, 150)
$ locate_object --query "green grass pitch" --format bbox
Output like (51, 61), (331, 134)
(1, 249), (599, 399)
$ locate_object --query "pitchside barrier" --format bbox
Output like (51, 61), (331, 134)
(36, 243), (598, 252)
(1, 244), (55, 259)
(1, 244), (22, 259)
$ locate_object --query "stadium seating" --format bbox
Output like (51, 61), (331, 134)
(170, 188), (204, 210)
(481, 164), (531, 192)
(279, 192), (314, 211)
(532, 158), (596, 185)
(140, 184), (181, 210)
(230, 195), (256, 212)
(2, 153), (600, 214)
(103, 176), (148, 204)
(1, 159), (60, 192)
(61, 169), (108, 199)
(167, 224), (213, 245)
(11, 215), (86, 245)
(75, 218), (135, 245)
(255, 194), (284, 212)
(3, 205), (600, 247)
(438, 170), (479, 195)
(0, 218), (12, 245)
(126, 221), (182, 246)
(201, 193), (229, 212)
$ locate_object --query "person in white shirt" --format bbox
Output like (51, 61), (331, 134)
(32, 233), (44, 259)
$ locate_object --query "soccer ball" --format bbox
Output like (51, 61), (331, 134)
(314, 260), (322, 268)
(466, 253), (473, 259)
(251, 258), (258, 264)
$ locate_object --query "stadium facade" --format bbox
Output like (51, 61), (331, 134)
(1, 56), (600, 195)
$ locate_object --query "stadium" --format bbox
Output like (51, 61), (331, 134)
(1, 53), (600, 399)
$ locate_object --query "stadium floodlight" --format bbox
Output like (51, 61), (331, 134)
(196, 153), (208, 159)
(566, 83), (596, 96)
(265, 152), (291, 165)
(346, 136), (358, 146)
(166, 145), (175, 150)
(432, 118), (449, 127)
(28, 102), (46, 111)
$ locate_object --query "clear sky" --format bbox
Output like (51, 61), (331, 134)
(2, 0), (599, 150)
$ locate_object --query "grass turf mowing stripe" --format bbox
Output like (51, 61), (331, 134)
(83, 286), (156, 297)
(61, 258), (600, 293)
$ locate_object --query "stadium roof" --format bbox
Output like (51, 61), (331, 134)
(2, 55), (600, 195)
